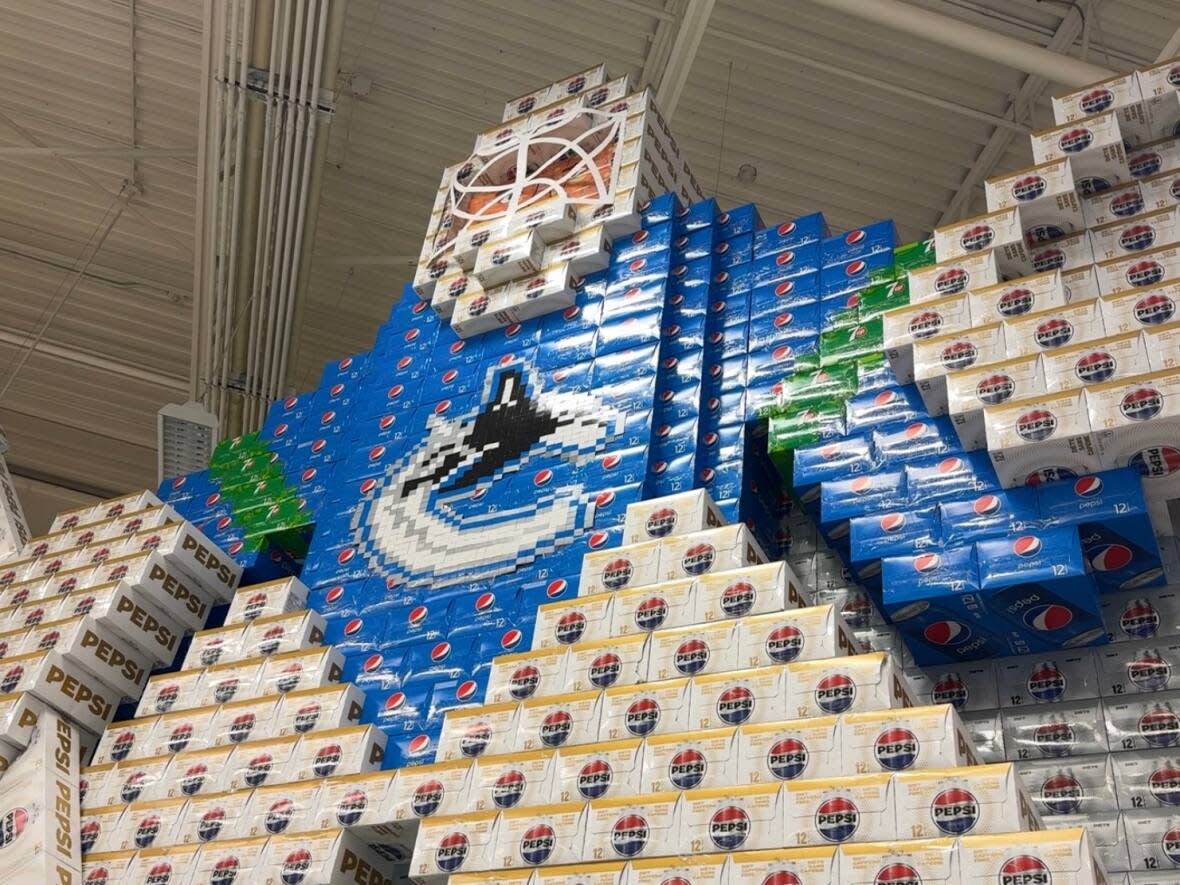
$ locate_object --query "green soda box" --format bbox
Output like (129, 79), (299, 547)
(894, 237), (936, 274)
(767, 395), (848, 454)
(856, 279), (910, 322)
(820, 317), (884, 367)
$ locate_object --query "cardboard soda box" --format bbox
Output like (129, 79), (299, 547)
(552, 739), (644, 804)
(882, 292), (973, 383)
(189, 836), (271, 883)
(436, 701), (520, 762)
(694, 561), (802, 622)
(579, 541), (662, 596)
(996, 652), (1101, 708)
(782, 774), (895, 846)
(387, 759), (472, 823)
(787, 652), (913, 719)
(1121, 807), (1180, 872)
(1003, 299), (1108, 359)
(725, 847), (839, 885)
(1101, 586), (1180, 643)
(128, 843), (201, 885)
(969, 270), (1068, 326)
(959, 827), (1105, 883)
(893, 762), (1039, 839)
(985, 158), (1085, 242)
(221, 733), (300, 792)
(238, 779), (323, 840)
(174, 788), (246, 845)
(913, 322), (1008, 416)
(646, 620), (739, 681)
(1039, 331), (1152, 393)
(80, 803), (125, 857)
(534, 594), (614, 649)
(736, 605), (856, 668)
(837, 839), (960, 885)
(108, 752), (173, 806)
(468, 749), (556, 812)
(315, 771), (408, 854)
(410, 810), (499, 883)
(908, 250), (1000, 305)
(961, 710), (1007, 763)
(1104, 689), (1180, 751)
(156, 745), (233, 800)
(907, 662), (1000, 712)
(736, 716), (842, 786)
(1112, 747), (1180, 809)
(598, 679), (691, 741)
(110, 795), (185, 851)
(1091, 205), (1180, 262)
(274, 683), (364, 737)
(690, 667), (787, 730)
(659, 525), (766, 582)
(565, 634), (650, 693)
(82, 851), (135, 885)
(1101, 281), (1180, 333)
(1097, 638), (1180, 695)
(841, 704), (978, 775)
(224, 576), (308, 624)
(1017, 756), (1120, 819)
(983, 388), (1103, 488)
(934, 206), (1031, 275)
(946, 353), (1045, 451)
(583, 791), (681, 861)
(1042, 811), (1129, 876)
(640, 728), (737, 793)
(518, 691), (603, 751)
(622, 490), (725, 544)
(625, 853), (727, 885)
(262, 827), (399, 885)
(287, 724), (385, 781)
(485, 646), (569, 705)
(1030, 112), (1131, 195)
(679, 783), (784, 854)
(491, 801), (588, 869)
(530, 862), (625, 885)
(607, 580), (697, 637)
(1002, 700), (1110, 760)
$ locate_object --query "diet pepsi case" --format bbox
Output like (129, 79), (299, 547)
(736, 716), (842, 785)
(1122, 807), (1180, 872)
(679, 783), (784, 853)
(837, 838), (961, 885)
(997, 652), (1102, 707)
(783, 773), (895, 846)
(1002, 700), (1110, 760)
(957, 826), (1106, 885)
(1102, 587), (1180, 643)
(1042, 811), (1129, 876)
(893, 762), (1040, 839)
(607, 580), (697, 637)
(725, 846), (839, 884)
(583, 791), (681, 861)
(1098, 639), (1180, 695)
(908, 662), (1001, 713)
(841, 705), (978, 775)
(1113, 747), (1180, 810)
(552, 738), (644, 805)
(962, 710), (1008, 763)
(1104, 690), (1180, 751)
(641, 728), (739, 793)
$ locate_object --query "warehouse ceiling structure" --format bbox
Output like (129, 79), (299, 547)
(0, 0), (1178, 528)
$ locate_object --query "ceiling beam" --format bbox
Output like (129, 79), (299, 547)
(600, 0), (677, 23)
(655, 0), (715, 120)
(1157, 27), (1180, 62)
(937, 6), (1087, 226)
(640, 0), (681, 87)
(0, 146), (195, 159)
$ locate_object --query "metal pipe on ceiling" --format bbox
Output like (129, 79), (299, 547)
(803, 0), (1118, 87)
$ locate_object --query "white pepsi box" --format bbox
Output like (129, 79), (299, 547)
(579, 541), (662, 597)
(786, 652), (914, 719)
(492, 802), (588, 870)
(189, 837), (270, 884)
(486, 646), (569, 705)
(646, 620), (739, 681)
(528, 863), (625, 885)
(725, 847), (839, 884)
(148, 706), (222, 759)
(1027, 230), (1096, 275)
(1031, 111), (1131, 196)
(274, 683), (364, 738)
(1122, 807), (1180, 872)
(1019, 755), (1118, 816)
(983, 388), (1102, 488)
(908, 250), (1000, 305)
(934, 206), (1032, 276)
(841, 705), (978, 775)
(171, 790), (246, 846)
(913, 322), (1008, 416)
(1083, 179), (1152, 228)
(1111, 747), (1180, 810)
(182, 624), (243, 670)
(910, 663), (1000, 715)
(583, 791), (681, 863)
(1002, 701), (1110, 761)
(238, 780), (323, 841)
(598, 679), (691, 742)
(93, 715), (161, 766)
(387, 759), (473, 823)
(893, 763), (1040, 840)
(1097, 245), (1180, 296)
(658, 525), (766, 582)
(1063, 264), (1102, 304)
(518, 691), (603, 753)
(287, 724), (385, 781)
(128, 844), (200, 885)
(109, 752), (173, 807)
(533, 594), (614, 650)
(622, 490), (725, 545)
(225, 578), (309, 626)
(969, 270), (1068, 326)
(240, 608), (324, 659)
(315, 770), (405, 849)
(80, 803), (126, 857)
(946, 353), (1046, 451)
(607, 580), (697, 638)
(196, 658), (263, 709)
(264, 828), (396, 885)
(690, 667), (786, 730)
(837, 839), (960, 885)
(1092, 206), (1180, 263)
(1053, 73), (1150, 142)
(985, 158), (1085, 243)
(626, 854), (727, 885)
(695, 561), (802, 623)
(1098, 640), (1180, 696)
(565, 635), (650, 693)
(1103, 690), (1180, 751)
(1147, 320), (1180, 370)
(110, 795), (185, 852)
(467, 749), (556, 813)
(471, 229), (544, 289)
(436, 702), (520, 762)
(957, 827), (1105, 885)
(208, 695), (281, 747)
(411, 809), (499, 883)
(679, 783), (783, 854)
(1102, 587), (1180, 643)
(737, 605), (857, 669)
(1130, 137), (1180, 180)
(882, 292), (973, 383)
(552, 739), (644, 805)
(783, 774), (895, 847)
(960, 710), (1007, 763)
(1102, 283), (1180, 334)
(997, 653), (1101, 708)
(736, 716), (842, 786)
(1041, 331), (1153, 393)
(1042, 812), (1129, 876)
(640, 728), (738, 793)
(1003, 300), (1108, 360)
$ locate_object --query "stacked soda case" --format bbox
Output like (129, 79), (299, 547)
(386, 492), (1115, 883)
(77, 579), (395, 883)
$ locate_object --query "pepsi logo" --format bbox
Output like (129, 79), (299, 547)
(931, 674), (969, 709)
(245, 753), (275, 787)
(923, 620), (972, 647)
(431, 641), (451, 663)
(850, 476), (874, 495)
(777, 250), (796, 266)
(1032, 719), (1075, 758)
(976, 373), (1016, 405)
(767, 737), (809, 780)
(610, 813), (649, 858)
(519, 823), (556, 866)
(775, 280), (794, 297)
(645, 507), (677, 538)
(587, 532), (609, 549)
(1130, 151), (1164, 178)
(669, 748), (708, 789)
(720, 581), (757, 617)
(336, 789), (368, 827)
(815, 796), (859, 843)
(602, 453), (622, 469)
(625, 697), (662, 736)
(635, 596), (669, 631)
(845, 260), (867, 277)
(1013, 535), (1042, 557)
(533, 468), (553, 487)
(841, 593), (874, 629)
(1151, 765), (1180, 806)
(815, 673), (857, 714)
(1129, 259), (1167, 287)
(1134, 293), (1176, 325)
(1039, 773), (1084, 816)
(1140, 705), (1180, 747)
(1130, 445), (1180, 478)
(998, 287), (1035, 316)
(508, 664), (542, 701)
(435, 832), (469, 873)
(1059, 127), (1094, 153)
(1012, 175), (1047, 202)
(1027, 662), (1067, 702)
(1129, 652), (1172, 691)
(1034, 318), (1073, 349)
(717, 685), (756, 725)
(940, 340), (978, 370)
(674, 638), (711, 675)
(555, 611), (586, 645)
(1112, 190), (1145, 216)
(935, 267), (969, 295)
(540, 710), (574, 747)
(682, 542), (716, 576)
(1091, 543), (1135, 574)
(364, 655), (385, 675)
(773, 344), (793, 362)
(577, 759), (613, 799)
(874, 864), (921, 885)
(1015, 409), (1058, 442)
(907, 311), (944, 339)
(913, 553), (941, 574)
(1072, 474), (1102, 499)
(134, 813), (162, 848)
(931, 787), (979, 835)
(1075, 350), (1117, 383)
(293, 703), (321, 733)
(546, 579), (568, 598)
(879, 513), (906, 533)
(411, 779), (445, 817)
(874, 727), (919, 771)
(1032, 247), (1066, 273)
(960, 224), (995, 251)
(1121, 599), (1160, 639)
(456, 680), (479, 702)
(709, 805), (751, 850)
(589, 653), (623, 689)
(765, 624), (805, 664)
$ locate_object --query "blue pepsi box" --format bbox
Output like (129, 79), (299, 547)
(792, 435), (875, 507)
(671, 226), (716, 263)
(845, 384), (928, 434)
(705, 324), (749, 359)
(871, 416), (961, 466)
(324, 609), (386, 659)
(753, 213), (827, 258)
(975, 527), (1107, 654)
(749, 274), (820, 318)
(597, 305), (665, 355)
(320, 353), (370, 387)
(749, 243), (822, 289)
(904, 451), (1001, 503)
(1035, 469), (1166, 593)
(939, 488), (1041, 546)
(820, 469), (907, 536)
(850, 506), (941, 578)
(606, 249), (673, 294)
(882, 545), (1010, 665)
(640, 192), (682, 228)
(717, 204), (762, 241)
(646, 451), (696, 498)
(673, 197), (719, 233)
(695, 459), (744, 504)
(715, 233), (752, 269)
(821, 220), (897, 266)
(429, 333), (485, 369)
(746, 339), (819, 388)
(613, 222), (674, 266)
(820, 250), (895, 298)
(748, 302), (820, 348)
(711, 264), (754, 298)
(696, 423), (748, 468)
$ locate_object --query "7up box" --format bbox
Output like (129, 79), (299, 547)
(679, 783), (783, 854)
